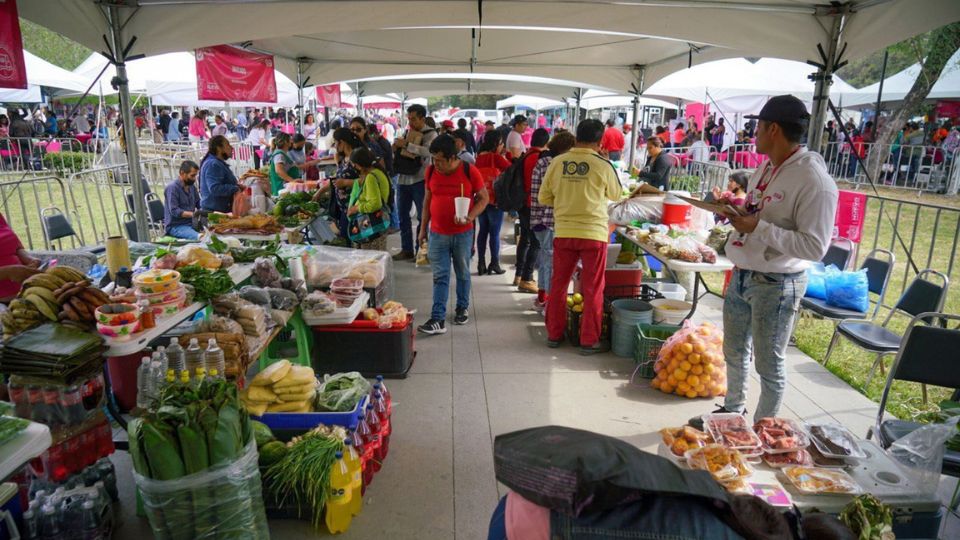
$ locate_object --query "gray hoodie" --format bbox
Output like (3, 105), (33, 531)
(725, 148), (838, 274)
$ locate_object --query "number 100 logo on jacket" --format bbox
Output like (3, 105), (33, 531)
(562, 161), (591, 176)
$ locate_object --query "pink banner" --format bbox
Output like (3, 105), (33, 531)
(936, 100), (960, 121)
(316, 84), (341, 108)
(834, 190), (867, 244)
(195, 45), (277, 103)
(0, 0), (27, 90)
(684, 102), (709, 133)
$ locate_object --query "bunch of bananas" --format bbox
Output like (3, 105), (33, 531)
(1, 266), (108, 339)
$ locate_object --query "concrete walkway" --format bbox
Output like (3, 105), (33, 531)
(112, 230), (959, 539)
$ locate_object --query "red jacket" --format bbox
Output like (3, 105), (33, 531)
(601, 127), (625, 153)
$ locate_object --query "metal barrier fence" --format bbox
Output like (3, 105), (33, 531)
(819, 141), (960, 195)
(0, 137), (98, 173)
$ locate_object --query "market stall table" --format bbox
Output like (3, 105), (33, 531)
(0, 422), (51, 482)
(617, 227), (733, 320)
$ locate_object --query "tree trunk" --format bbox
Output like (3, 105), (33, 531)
(865, 22), (960, 183)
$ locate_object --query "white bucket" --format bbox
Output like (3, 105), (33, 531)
(650, 298), (692, 325)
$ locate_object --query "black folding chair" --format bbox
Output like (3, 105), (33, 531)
(821, 237), (855, 270)
(823, 269), (949, 390)
(122, 212), (142, 243)
(867, 312), (960, 508)
(801, 248), (895, 322)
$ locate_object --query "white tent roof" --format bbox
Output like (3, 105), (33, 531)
(644, 57), (865, 107)
(0, 86), (43, 103)
(338, 93), (428, 110)
(844, 48), (960, 108)
(146, 78), (302, 108)
(72, 52), (197, 94)
(18, 51), (89, 95)
(574, 90), (678, 111)
(338, 73), (599, 100)
(497, 95), (565, 111)
(20, 1), (959, 96)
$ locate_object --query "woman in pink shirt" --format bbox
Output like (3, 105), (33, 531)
(188, 110), (209, 143)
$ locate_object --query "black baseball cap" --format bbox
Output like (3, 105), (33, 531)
(510, 114), (528, 127)
(745, 95), (809, 125)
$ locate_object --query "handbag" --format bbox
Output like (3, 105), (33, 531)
(347, 173), (391, 243)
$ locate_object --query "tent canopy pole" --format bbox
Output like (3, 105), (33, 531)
(807, 4), (848, 151)
(107, 4), (149, 242)
(627, 66), (646, 171)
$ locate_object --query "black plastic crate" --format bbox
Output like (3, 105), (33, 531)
(309, 315), (415, 378)
(566, 306), (612, 347)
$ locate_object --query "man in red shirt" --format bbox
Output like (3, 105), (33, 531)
(417, 135), (490, 334)
(672, 122), (686, 147)
(600, 119), (625, 161)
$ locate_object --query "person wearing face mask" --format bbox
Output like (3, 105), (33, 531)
(163, 160), (202, 240)
(200, 135), (256, 213)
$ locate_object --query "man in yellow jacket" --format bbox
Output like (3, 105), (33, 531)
(539, 119), (622, 354)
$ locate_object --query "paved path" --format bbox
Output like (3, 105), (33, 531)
(112, 230), (959, 539)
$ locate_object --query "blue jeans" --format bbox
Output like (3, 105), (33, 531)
(398, 181), (425, 253)
(515, 207), (540, 281)
(534, 227), (554, 293)
(166, 224), (199, 241)
(723, 268), (807, 421)
(429, 230), (473, 320)
(476, 206), (504, 264)
(389, 175), (400, 229)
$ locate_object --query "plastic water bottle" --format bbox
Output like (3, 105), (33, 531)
(204, 338), (225, 379)
(22, 507), (38, 539)
(80, 498), (102, 539)
(135, 357), (152, 409)
(155, 346), (168, 374)
(38, 504), (59, 539)
(325, 452), (353, 533)
(149, 361), (163, 399)
(364, 404), (384, 473)
(343, 439), (363, 516)
(185, 338), (204, 379)
(166, 337), (185, 376)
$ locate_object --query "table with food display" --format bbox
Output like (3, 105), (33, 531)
(0, 178), (415, 537)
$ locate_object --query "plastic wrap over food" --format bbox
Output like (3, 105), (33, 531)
(607, 197), (663, 225)
(265, 288), (299, 311)
(252, 257), (283, 288)
(304, 245), (393, 300)
(134, 441), (269, 540)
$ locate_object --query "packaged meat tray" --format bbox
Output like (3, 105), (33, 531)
(685, 444), (753, 483)
(781, 466), (862, 495)
(763, 449), (814, 468)
(805, 423), (866, 460)
(753, 417), (810, 453)
(704, 413), (762, 451)
(807, 444), (850, 469)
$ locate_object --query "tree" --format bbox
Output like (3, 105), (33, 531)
(865, 22), (960, 184)
(19, 19), (91, 70)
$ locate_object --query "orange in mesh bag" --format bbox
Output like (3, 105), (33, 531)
(650, 321), (726, 399)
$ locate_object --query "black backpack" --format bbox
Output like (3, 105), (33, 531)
(394, 128), (436, 175)
(494, 150), (538, 212)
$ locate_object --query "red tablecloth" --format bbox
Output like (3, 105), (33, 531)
(75, 133), (93, 145)
(733, 151), (764, 168)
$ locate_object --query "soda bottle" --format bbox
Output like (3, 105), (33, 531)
(325, 452), (353, 534)
(60, 385), (86, 425)
(185, 338), (204, 379)
(38, 504), (59, 539)
(42, 387), (63, 427)
(364, 404), (384, 473)
(166, 337), (186, 376)
(342, 439), (363, 516)
(355, 413), (375, 488)
(8, 381), (30, 418)
(135, 358), (152, 410)
(204, 338), (225, 380)
(96, 459), (118, 501)
(80, 498), (102, 539)
(372, 391), (391, 459)
(28, 385), (47, 424)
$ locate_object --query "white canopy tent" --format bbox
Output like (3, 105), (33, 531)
(337, 93), (428, 110)
(145, 77), (301, 108)
(644, 57), (865, 111)
(843, 48), (960, 109)
(340, 73), (602, 101)
(0, 51), (89, 102)
(574, 90), (678, 111)
(20, 0), (958, 239)
(497, 95), (565, 111)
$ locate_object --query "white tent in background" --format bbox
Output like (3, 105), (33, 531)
(339, 93), (427, 110)
(0, 51), (89, 102)
(843, 49), (960, 109)
(574, 90), (677, 111)
(644, 57), (865, 112)
(497, 95), (565, 111)
(146, 77), (301, 108)
(72, 52), (197, 94)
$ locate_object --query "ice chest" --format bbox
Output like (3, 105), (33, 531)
(309, 314), (415, 378)
(251, 395), (368, 442)
(604, 268), (644, 299)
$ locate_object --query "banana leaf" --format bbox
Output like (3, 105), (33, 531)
(141, 421), (188, 540)
(127, 418), (150, 476)
(210, 401), (242, 466)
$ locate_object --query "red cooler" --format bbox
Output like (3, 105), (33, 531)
(661, 193), (692, 228)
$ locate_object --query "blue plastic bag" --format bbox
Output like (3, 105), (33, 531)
(824, 267), (870, 312)
(804, 263), (829, 300)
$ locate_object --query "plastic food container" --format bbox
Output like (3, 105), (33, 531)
(781, 466), (862, 495)
(805, 422), (867, 460)
(136, 285), (186, 306)
(763, 449), (814, 468)
(704, 413), (762, 451)
(149, 298), (185, 319)
(133, 269), (181, 294)
(649, 298), (692, 325)
(685, 444), (753, 483)
(753, 417), (810, 454)
(96, 319), (140, 340)
(94, 303), (139, 326)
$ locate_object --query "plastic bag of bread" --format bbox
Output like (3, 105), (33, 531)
(273, 365), (315, 389)
(251, 360), (292, 386)
(202, 315), (244, 335)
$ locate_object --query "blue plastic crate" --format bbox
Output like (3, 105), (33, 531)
(252, 395), (368, 441)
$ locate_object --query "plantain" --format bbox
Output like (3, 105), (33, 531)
(8, 299), (32, 312)
(60, 302), (80, 322)
(76, 288), (107, 308)
(23, 287), (57, 305)
(24, 294), (58, 321)
(84, 287), (110, 304)
(48, 266), (87, 283)
(23, 273), (64, 290)
(10, 308), (41, 321)
(68, 296), (93, 320)
(56, 285), (86, 305)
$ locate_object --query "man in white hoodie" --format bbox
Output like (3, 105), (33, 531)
(691, 95), (838, 428)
